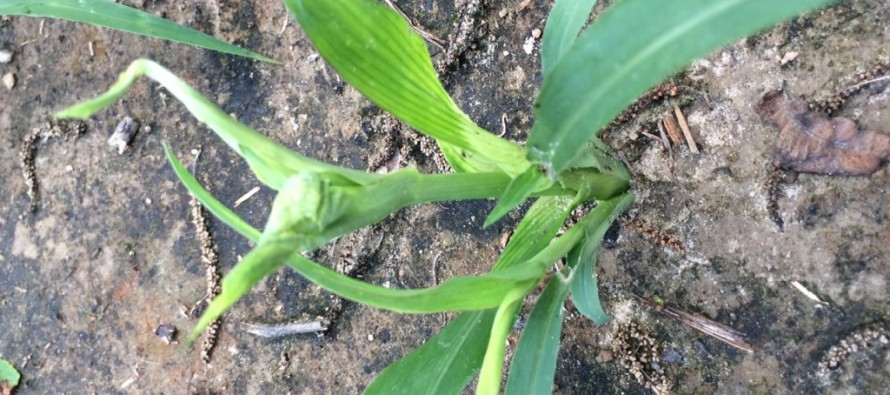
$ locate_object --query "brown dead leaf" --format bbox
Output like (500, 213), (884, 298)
(757, 89), (890, 176)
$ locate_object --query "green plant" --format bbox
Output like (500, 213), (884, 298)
(0, 0), (274, 62)
(54, 0), (832, 393)
(0, 358), (20, 392)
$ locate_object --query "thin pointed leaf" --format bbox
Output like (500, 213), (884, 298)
(570, 192), (634, 324)
(483, 166), (547, 228)
(285, 0), (529, 176)
(504, 273), (570, 395)
(188, 239), (295, 343)
(528, 0), (834, 173)
(541, 0), (598, 76)
(476, 289), (526, 395)
(0, 0), (274, 63)
(56, 59), (380, 188)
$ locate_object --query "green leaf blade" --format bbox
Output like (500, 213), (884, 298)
(528, 0), (834, 173)
(0, 358), (20, 389)
(505, 192), (633, 394)
(0, 0), (275, 62)
(504, 275), (570, 395)
(541, 0), (598, 76)
(476, 290), (526, 395)
(570, 192), (634, 324)
(286, 0), (529, 176)
(363, 311), (496, 395)
(56, 59), (380, 188)
(483, 166), (549, 228)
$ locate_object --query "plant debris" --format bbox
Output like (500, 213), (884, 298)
(662, 112), (683, 146)
(190, 195), (222, 365)
(620, 217), (685, 253)
(810, 60), (889, 115)
(242, 321), (327, 338)
(634, 294), (754, 353)
(19, 120), (87, 212)
(765, 164), (791, 230)
(817, 324), (889, 379)
(758, 89), (890, 176)
(673, 105), (699, 154)
(612, 322), (672, 395)
(605, 83), (679, 134)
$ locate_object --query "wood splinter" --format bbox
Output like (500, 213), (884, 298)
(674, 105), (699, 154)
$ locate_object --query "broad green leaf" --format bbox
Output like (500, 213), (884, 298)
(364, 310), (496, 395)
(504, 272), (570, 395)
(541, 0), (598, 76)
(55, 59), (380, 188)
(0, 358), (20, 389)
(528, 0), (834, 173)
(0, 0), (274, 63)
(483, 166), (549, 228)
(570, 192), (633, 324)
(504, 193), (634, 394)
(365, 196), (578, 394)
(285, 0), (530, 176)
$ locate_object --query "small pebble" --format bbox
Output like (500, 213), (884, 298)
(596, 349), (614, 363)
(155, 324), (177, 344)
(2, 72), (15, 89)
(0, 48), (13, 63)
(107, 116), (139, 154)
(661, 349), (685, 364)
(531, 28), (542, 39)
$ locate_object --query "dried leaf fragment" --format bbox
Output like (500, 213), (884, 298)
(758, 89), (890, 176)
